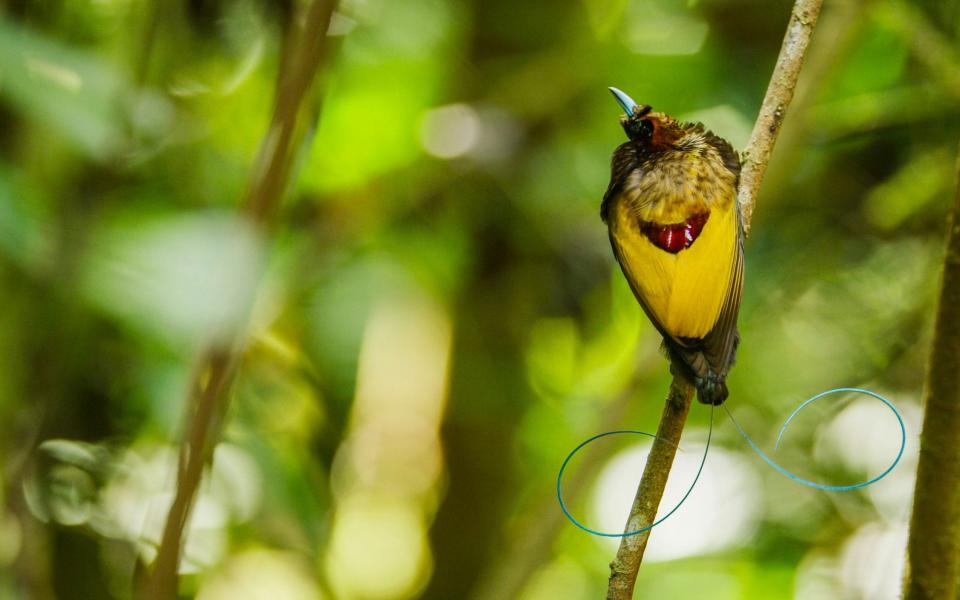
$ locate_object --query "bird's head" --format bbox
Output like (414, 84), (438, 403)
(609, 87), (684, 149)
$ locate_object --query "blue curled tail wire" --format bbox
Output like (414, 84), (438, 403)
(724, 387), (906, 491)
(555, 405), (714, 537)
(556, 386), (907, 538)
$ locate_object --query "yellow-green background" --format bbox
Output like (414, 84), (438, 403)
(0, 0), (956, 598)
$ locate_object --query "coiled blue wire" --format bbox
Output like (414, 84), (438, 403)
(556, 387), (906, 537)
(556, 406), (714, 537)
(725, 387), (906, 491)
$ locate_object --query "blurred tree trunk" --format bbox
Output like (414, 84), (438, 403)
(903, 149), (960, 599)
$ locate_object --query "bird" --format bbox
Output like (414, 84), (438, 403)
(601, 87), (744, 405)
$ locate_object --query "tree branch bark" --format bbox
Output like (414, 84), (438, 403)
(606, 1), (823, 597)
(738, 0), (825, 235)
(606, 375), (694, 599)
(147, 2), (337, 598)
(902, 147), (960, 599)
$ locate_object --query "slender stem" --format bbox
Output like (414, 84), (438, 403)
(606, 1), (823, 597)
(738, 0), (824, 234)
(149, 350), (234, 600)
(903, 147), (960, 599)
(245, 0), (336, 223)
(606, 376), (694, 599)
(147, 2), (336, 598)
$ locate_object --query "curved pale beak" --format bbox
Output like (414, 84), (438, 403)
(608, 87), (638, 117)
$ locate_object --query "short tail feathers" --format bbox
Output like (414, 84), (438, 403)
(662, 340), (734, 405)
(695, 377), (728, 405)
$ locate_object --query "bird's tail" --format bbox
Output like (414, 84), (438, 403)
(664, 342), (730, 405)
(695, 376), (728, 405)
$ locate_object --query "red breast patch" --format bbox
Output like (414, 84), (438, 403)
(641, 213), (709, 253)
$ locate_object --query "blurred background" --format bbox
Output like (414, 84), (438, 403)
(0, 0), (958, 598)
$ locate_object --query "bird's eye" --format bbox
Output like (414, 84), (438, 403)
(624, 118), (654, 141)
(637, 119), (653, 139)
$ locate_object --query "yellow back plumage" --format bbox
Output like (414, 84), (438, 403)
(609, 198), (738, 339)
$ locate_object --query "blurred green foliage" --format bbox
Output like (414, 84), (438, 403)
(0, 0), (958, 598)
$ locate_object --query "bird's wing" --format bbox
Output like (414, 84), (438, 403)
(695, 207), (744, 376)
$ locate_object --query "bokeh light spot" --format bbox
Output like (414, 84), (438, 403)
(419, 103), (481, 159)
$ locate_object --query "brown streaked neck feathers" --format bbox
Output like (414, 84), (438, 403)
(601, 106), (742, 224)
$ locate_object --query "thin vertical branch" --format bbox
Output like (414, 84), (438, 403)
(149, 350), (235, 599)
(245, 0), (336, 223)
(147, 2), (336, 598)
(903, 147), (960, 599)
(738, 0), (826, 233)
(606, 1), (823, 597)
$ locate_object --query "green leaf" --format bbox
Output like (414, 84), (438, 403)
(0, 20), (128, 158)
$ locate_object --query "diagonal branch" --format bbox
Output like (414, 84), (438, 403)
(902, 146), (960, 599)
(606, 1), (823, 597)
(738, 0), (825, 233)
(606, 374), (694, 598)
(147, 2), (337, 598)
